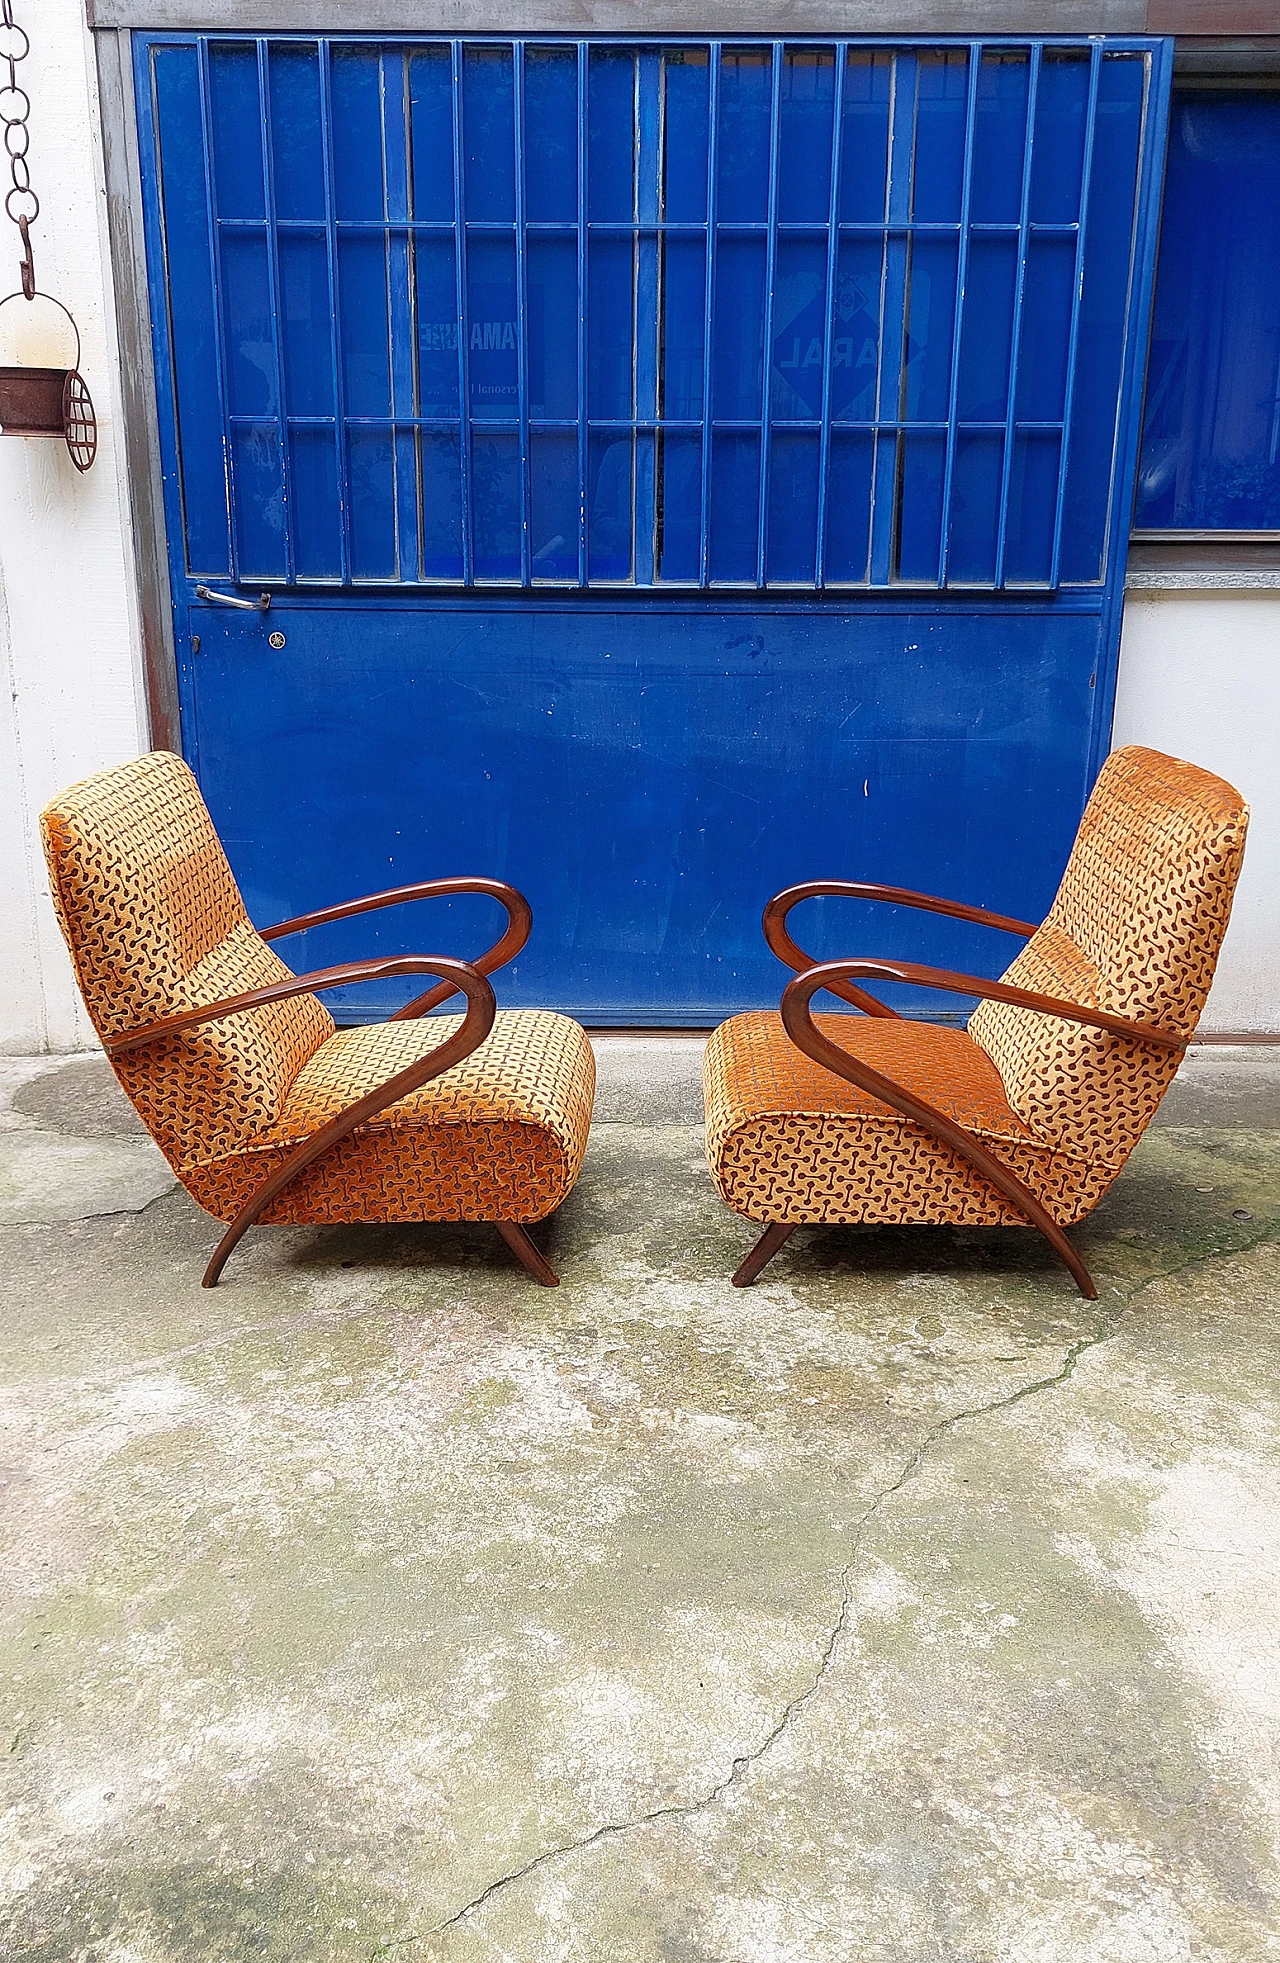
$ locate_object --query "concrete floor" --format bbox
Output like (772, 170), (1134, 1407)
(1, 1038), (1279, 1961)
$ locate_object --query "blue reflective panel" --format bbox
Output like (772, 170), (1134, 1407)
(268, 46), (324, 222)
(713, 238), (765, 419)
(709, 432), (760, 580)
(1136, 92), (1280, 531)
(957, 236), (1017, 421)
(231, 422), (286, 575)
(408, 47), (455, 222)
(659, 237), (705, 420)
(831, 236), (883, 423)
(589, 432), (634, 579)
(1004, 429), (1059, 582)
(778, 51), (834, 224)
(588, 237), (634, 419)
(1061, 53), (1145, 582)
(288, 425), (342, 577)
(208, 45), (264, 220)
(662, 49), (709, 223)
(530, 431), (579, 579)
(903, 235), (958, 423)
(970, 52), (1029, 225)
(466, 232), (519, 422)
(527, 235), (578, 417)
(347, 429), (397, 577)
(330, 50), (385, 220)
(912, 51), (968, 224)
(421, 428), (464, 577)
(337, 235), (390, 415)
(1015, 235), (1073, 420)
(588, 51), (636, 222)
(415, 235), (460, 416)
(948, 432), (1003, 582)
(463, 47), (516, 222)
(770, 236), (827, 421)
(1029, 53), (1088, 224)
(152, 46), (230, 574)
(524, 49), (578, 222)
(824, 431), (874, 580)
(839, 51), (891, 222)
(767, 432), (820, 581)
(278, 232), (333, 418)
(220, 232), (275, 416)
(657, 432), (702, 579)
(896, 433), (945, 580)
(470, 430), (521, 578)
(717, 50), (772, 223)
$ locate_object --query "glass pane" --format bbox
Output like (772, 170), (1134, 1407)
(338, 235), (389, 416)
(289, 425), (342, 578)
(525, 49), (578, 222)
(660, 236), (705, 421)
(347, 428), (397, 577)
(662, 50), (709, 224)
(767, 432), (819, 581)
(1015, 235), (1073, 422)
(831, 236), (883, 423)
(839, 51), (891, 223)
(825, 430), (874, 581)
(221, 232), (276, 417)
(912, 51), (968, 224)
(948, 431), (1003, 583)
(421, 428), (464, 578)
(1004, 429), (1060, 583)
(409, 47), (456, 224)
(957, 236), (1017, 422)
(713, 237), (766, 420)
(588, 51), (636, 222)
(416, 235), (460, 417)
(330, 50), (385, 220)
(770, 236), (827, 421)
(471, 429), (521, 579)
(718, 50), (772, 224)
(778, 51), (834, 224)
(531, 431), (579, 579)
(970, 52), (1029, 226)
(895, 433), (944, 582)
(208, 44), (264, 220)
(657, 432), (702, 581)
(466, 233), (519, 422)
(528, 235), (579, 419)
(1136, 91), (1280, 531)
(589, 431), (634, 579)
(268, 46), (324, 223)
(463, 47), (516, 222)
(709, 432), (760, 581)
(231, 422), (286, 577)
(279, 231), (334, 419)
(1029, 54), (1089, 225)
(902, 235), (957, 424)
(588, 237), (635, 420)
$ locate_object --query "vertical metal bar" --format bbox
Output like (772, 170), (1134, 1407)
(256, 39), (294, 584)
(755, 43), (784, 588)
(577, 40), (589, 586)
(513, 40), (532, 586)
(194, 37), (239, 580)
(937, 43), (981, 587)
(994, 43), (1041, 588)
(815, 43), (847, 588)
(451, 39), (475, 585)
(698, 42), (720, 588)
(1050, 44), (1101, 590)
(317, 39), (352, 584)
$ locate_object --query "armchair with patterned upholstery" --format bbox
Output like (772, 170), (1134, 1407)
(704, 748), (1248, 1297)
(41, 751), (595, 1287)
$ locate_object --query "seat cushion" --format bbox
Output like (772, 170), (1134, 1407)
(182, 1010), (595, 1226)
(704, 1012), (1112, 1228)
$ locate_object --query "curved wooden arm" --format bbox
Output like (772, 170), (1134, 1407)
(104, 955), (477, 1058)
(790, 957), (1186, 1050)
(762, 881), (1039, 1019)
(260, 876), (532, 1019)
(199, 957), (497, 1288)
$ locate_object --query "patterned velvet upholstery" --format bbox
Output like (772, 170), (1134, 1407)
(705, 748), (1248, 1231)
(42, 751), (594, 1227)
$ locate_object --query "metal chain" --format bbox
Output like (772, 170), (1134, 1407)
(0, 0), (36, 297)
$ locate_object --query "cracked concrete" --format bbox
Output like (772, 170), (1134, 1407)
(1, 1040), (1279, 1961)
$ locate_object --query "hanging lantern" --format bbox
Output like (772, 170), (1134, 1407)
(0, 1), (95, 470)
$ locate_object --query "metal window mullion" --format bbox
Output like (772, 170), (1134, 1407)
(938, 44), (982, 589)
(317, 39), (352, 585)
(195, 37), (240, 583)
(450, 39), (474, 586)
(1050, 45), (1101, 590)
(754, 43), (784, 589)
(255, 40), (294, 584)
(698, 43), (720, 590)
(577, 40), (589, 587)
(815, 43), (847, 589)
(994, 43), (1041, 589)
(513, 41), (531, 587)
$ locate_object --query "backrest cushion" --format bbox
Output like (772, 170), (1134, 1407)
(42, 751), (333, 1169)
(969, 747), (1248, 1160)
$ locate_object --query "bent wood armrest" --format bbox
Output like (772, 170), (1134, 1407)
(762, 881), (1039, 1019)
(260, 876), (532, 1018)
(104, 955), (489, 1057)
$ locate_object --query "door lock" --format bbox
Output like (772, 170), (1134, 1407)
(195, 585), (272, 612)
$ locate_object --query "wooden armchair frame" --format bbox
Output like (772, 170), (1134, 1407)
(733, 883), (1186, 1299)
(103, 878), (559, 1289)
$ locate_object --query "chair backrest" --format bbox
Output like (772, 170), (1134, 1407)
(42, 751), (333, 1170)
(969, 747), (1248, 1163)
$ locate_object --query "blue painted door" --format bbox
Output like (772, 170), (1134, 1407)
(135, 35), (1172, 1022)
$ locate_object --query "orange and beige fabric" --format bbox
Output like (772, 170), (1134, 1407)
(41, 751), (594, 1283)
(705, 747), (1248, 1292)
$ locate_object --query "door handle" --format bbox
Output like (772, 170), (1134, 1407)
(195, 585), (272, 612)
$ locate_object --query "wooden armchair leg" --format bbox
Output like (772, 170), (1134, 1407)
(495, 1222), (560, 1286)
(732, 1222), (797, 1287)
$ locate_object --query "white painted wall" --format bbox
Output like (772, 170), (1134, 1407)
(0, 0), (147, 1053)
(1114, 588), (1279, 1036)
